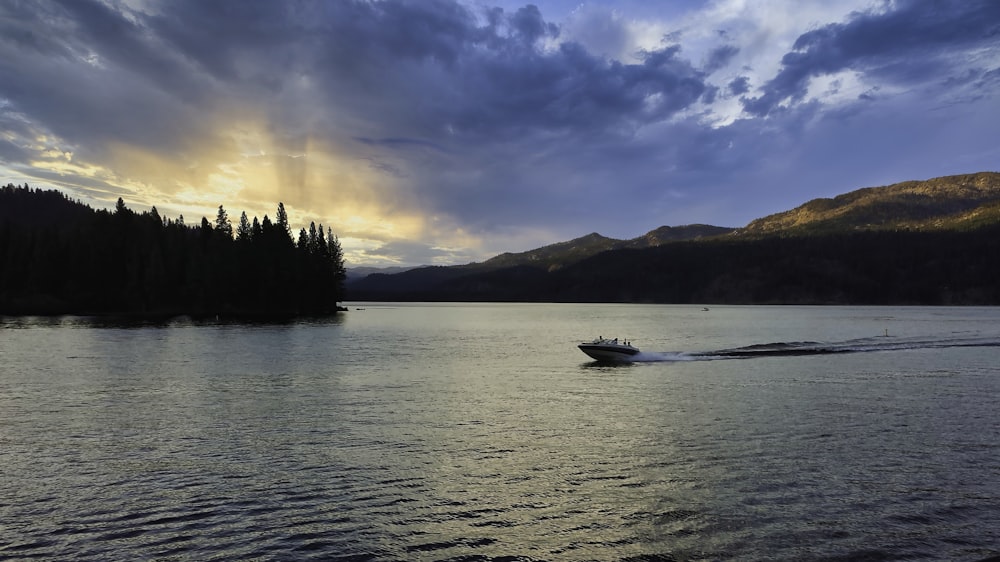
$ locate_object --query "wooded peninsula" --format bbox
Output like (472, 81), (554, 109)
(0, 183), (346, 317)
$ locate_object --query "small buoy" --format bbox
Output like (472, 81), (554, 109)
(884, 328), (889, 337)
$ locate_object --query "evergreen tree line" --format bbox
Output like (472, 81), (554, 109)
(0, 183), (346, 316)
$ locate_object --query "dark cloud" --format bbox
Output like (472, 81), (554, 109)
(705, 44), (739, 73)
(138, 0), (706, 142)
(49, 0), (194, 93)
(0, 0), (709, 151)
(508, 4), (560, 44)
(700, 84), (719, 105)
(0, 0), (217, 163)
(728, 76), (750, 96)
(307, 2), (704, 140)
(1, 0), (998, 265)
(743, 0), (1000, 116)
(147, 0), (311, 82)
(440, 41), (706, 140)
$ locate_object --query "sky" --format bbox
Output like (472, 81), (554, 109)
(2, 0), (999, 267)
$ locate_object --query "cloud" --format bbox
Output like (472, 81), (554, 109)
(705, 44), (739, 73)
(742, 0), (1000, 116)
(1, 0), (999, 266)
(728, 75), (751, 95)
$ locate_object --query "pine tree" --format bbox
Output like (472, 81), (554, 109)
(276, 202), (291, 240)
(215, 205), (233, 238)
(236, 211), (252, 242)
(317, 223), (327, 258)
(297, 227), (308, 251)
(308, 221), (319, 254)
(251, 216), (262, 240)
(328, 226), (347, 288)
(200, 217), (212, 244)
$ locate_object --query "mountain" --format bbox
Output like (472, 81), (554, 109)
(480, 225), (732, 271)
(636, 224), (735, 245)
(347, 226), (732, 293)
(348, 224), (733, 291)
(345, 265), (413, 283)
(348, 172), (1000, 305)
(480, 232), (619, 272)
(737, 172), (1000, 235)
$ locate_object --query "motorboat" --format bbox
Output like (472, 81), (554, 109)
(578, 337), (640, 362)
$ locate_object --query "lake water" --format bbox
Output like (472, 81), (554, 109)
(2, 304), (999, 561)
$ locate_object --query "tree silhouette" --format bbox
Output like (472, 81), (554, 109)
(276, 202), (291, 239)
(237, 211), (252, 242)
(215, 205), (233, 239)
(0, 184), (347, 316)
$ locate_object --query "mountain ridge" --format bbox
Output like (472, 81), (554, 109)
(351, 172), (1000, 283)
(348, 171), (1000, 304)
(738, 172), (1000, 235)
(480, 224), (733, 272)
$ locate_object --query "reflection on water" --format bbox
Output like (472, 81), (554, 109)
(2, 305), (999, 560)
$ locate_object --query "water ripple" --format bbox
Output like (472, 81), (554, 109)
(4, 307), (1000, 560)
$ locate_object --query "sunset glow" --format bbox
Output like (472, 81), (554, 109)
(2, 0), (999, 266)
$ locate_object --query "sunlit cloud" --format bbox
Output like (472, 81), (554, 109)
(2, 0), (998, 266)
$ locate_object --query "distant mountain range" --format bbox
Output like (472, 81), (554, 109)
(479, 224), (734, 271)
(348, 225), (733, 291)
(348, 172), (1000, 305)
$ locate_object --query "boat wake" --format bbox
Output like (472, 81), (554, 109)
(632, 351), (700, 362)
(634, 333), (1000, 363)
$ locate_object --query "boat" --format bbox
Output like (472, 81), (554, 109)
(578, 337), (640, 362)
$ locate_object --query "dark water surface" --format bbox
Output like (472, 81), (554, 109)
(2, 304), (999, 561)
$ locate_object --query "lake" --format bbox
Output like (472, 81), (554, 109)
(2, 304), (999, 561)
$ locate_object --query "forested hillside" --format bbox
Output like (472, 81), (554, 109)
(349, 172), (1000, 305)
(349, 227), (1000, 305)
(545, 228), (1000, 304)
(739, 172), (1000, 235)
(0, 184), (346, 316)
